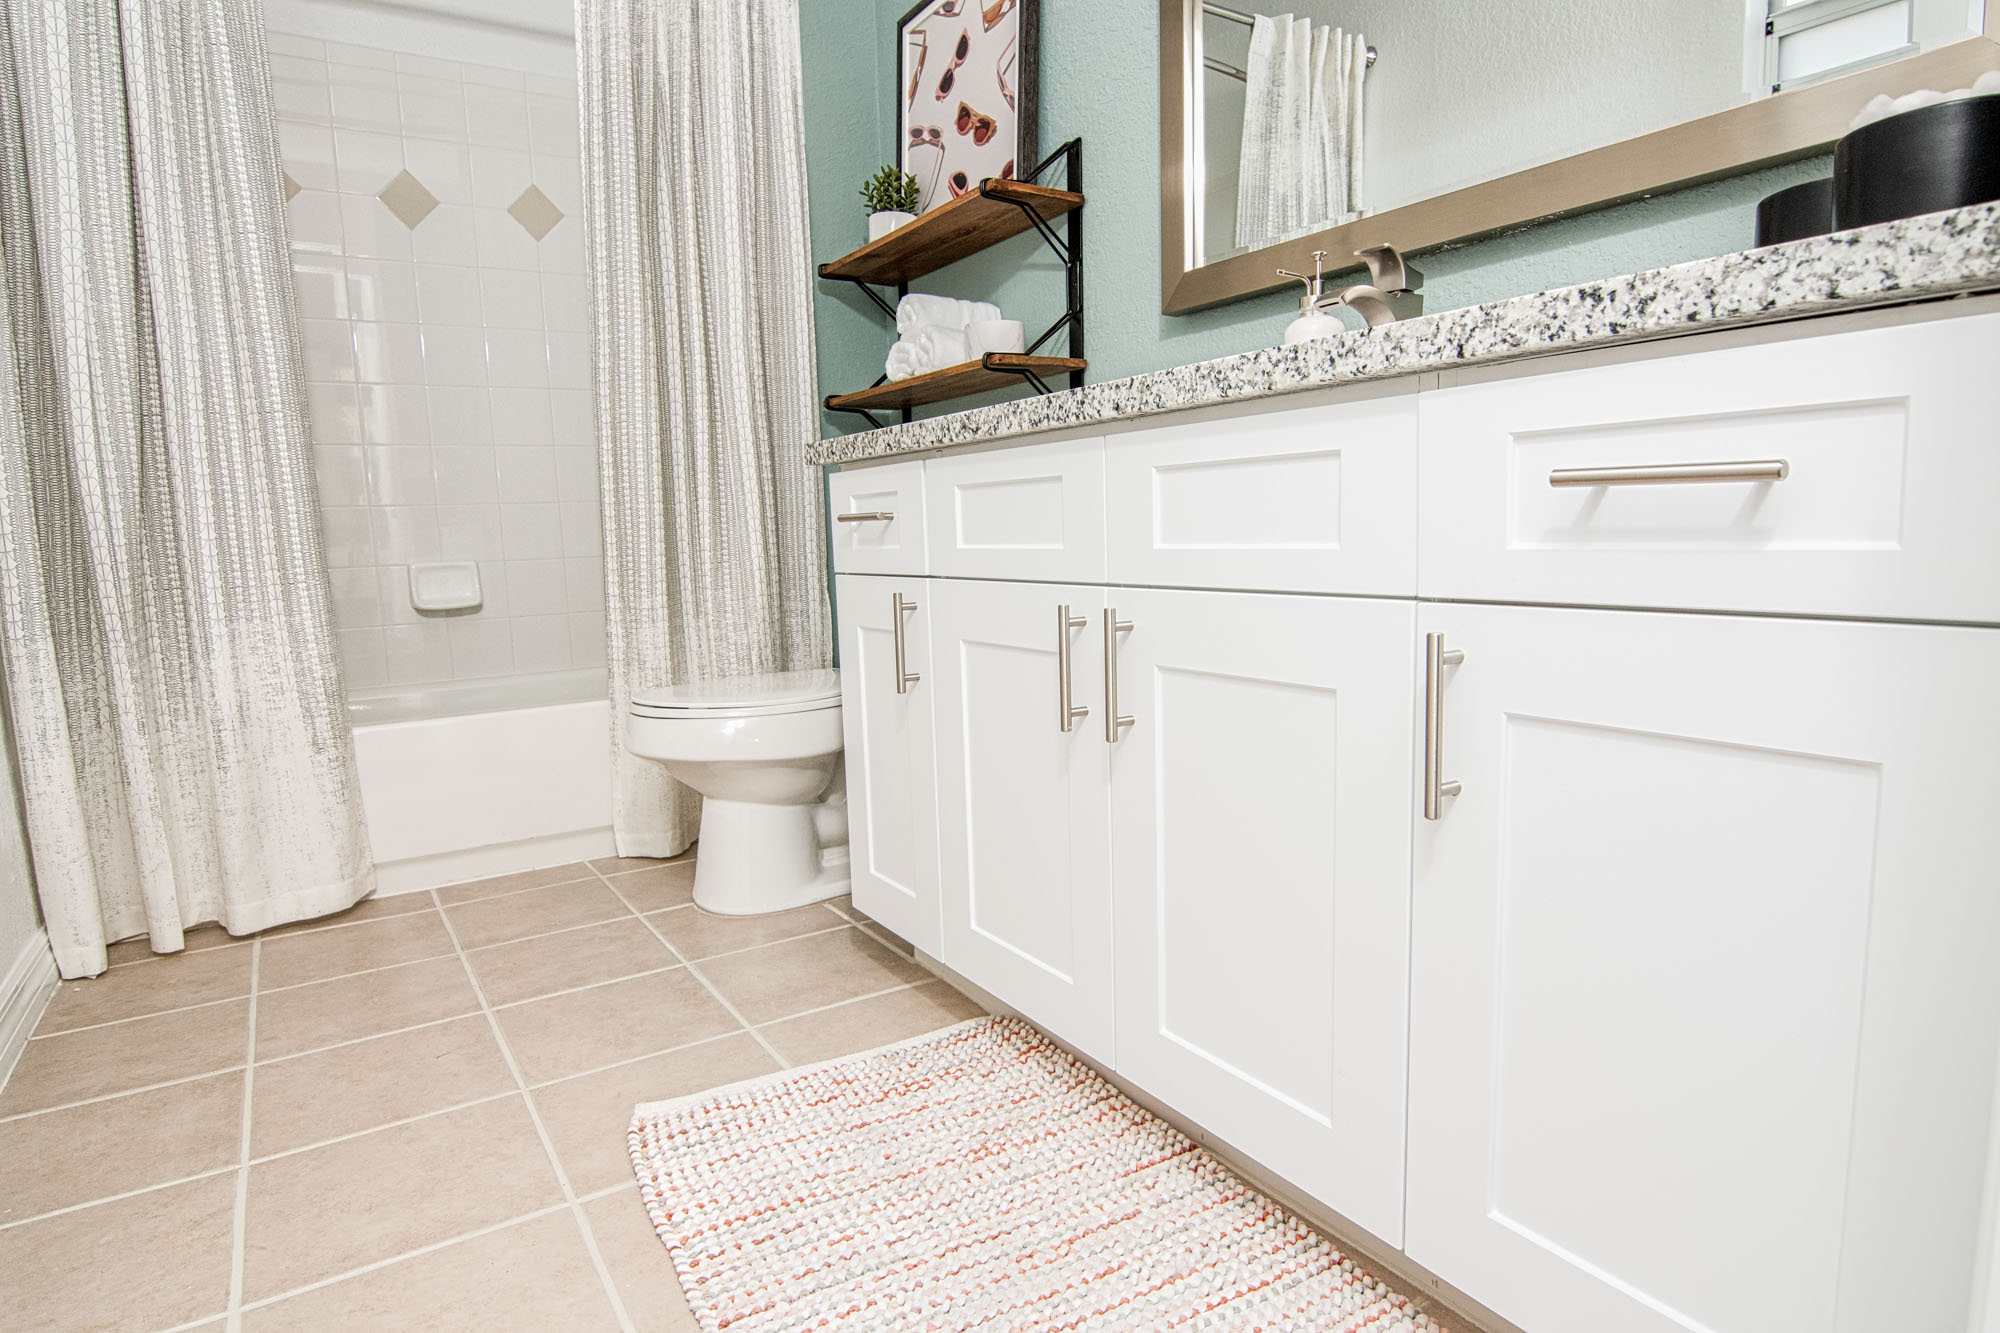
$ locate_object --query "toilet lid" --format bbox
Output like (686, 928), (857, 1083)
(629, 669), (842, 717)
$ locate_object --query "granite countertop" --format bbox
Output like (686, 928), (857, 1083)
(808, 200), (2000, 467)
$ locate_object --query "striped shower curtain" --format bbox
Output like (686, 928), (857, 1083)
(577, 0), (833, 856)
(0, 0), (373, 977)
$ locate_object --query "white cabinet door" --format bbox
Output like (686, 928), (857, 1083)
(835, 575), (940, 955)
(1406, 602), (2000, 1333)
(1105, 394), (1418, 596)
(932, 578), (1115, 1063)
(829, 461), (927, 576)
(924, 437), (1107, 584)
(1108, 588), (1416, 1245)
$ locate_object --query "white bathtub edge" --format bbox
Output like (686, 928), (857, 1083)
(371, 826), (619, 897)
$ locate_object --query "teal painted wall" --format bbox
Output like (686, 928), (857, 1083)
(799, 0), (1832, 437)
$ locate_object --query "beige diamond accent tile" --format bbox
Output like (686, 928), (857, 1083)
(507, 184), (564, 242)
(282, 171), (301, 202)
(377, 169), (439, 230)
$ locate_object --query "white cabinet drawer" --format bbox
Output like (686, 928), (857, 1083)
(924, 437), (1106, 583)
(1418, 314), (2000, 622)
(1107, 395), (1417, 595)
(829, 460), (926, 575)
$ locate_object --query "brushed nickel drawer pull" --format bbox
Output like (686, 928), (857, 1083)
(891, 592), (920, 694)
(1423, 632), (1464, 821)
(836, 511), (896, 522)
(1549, 460), (1789, 488)
(1056, 604), (1089, 733)
(1104, 609), (1134, 743)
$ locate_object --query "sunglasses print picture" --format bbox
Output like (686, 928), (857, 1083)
(935, 28), (971, 101)
(955, 99), (997, 146)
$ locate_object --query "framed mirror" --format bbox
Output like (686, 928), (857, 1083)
(1161, 0), (2000, 313)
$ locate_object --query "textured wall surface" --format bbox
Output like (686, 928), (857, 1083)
(0, 719), (42, 973)
(799, 0), (1855, 431)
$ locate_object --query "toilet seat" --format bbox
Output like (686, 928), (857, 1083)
(629, 668), (841, 720)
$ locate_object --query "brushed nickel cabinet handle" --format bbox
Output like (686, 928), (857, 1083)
(836, 511), (895, 522)
(1104, 609), (1134, 743)
(1056, 604), (1089, 733)
(1549, 460), (1789, 488)
(891, 592), (920, 694)
(1423, 632), (1464, 821)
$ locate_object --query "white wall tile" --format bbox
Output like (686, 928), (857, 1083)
(447, 619), (514, 678)
(564, 558), (605, 612)
(496, 446), (557, 503)
(399, 81), (467, 141)
(338, 627), (388, 687)
(536, 222), (583, 274)
(325, 41), (397, 69)
(267, 33), (326, 59)
(384, 622), (454, 684)
(345, 259), (420, 322)
(427, 387), (493, 444)
(527, 96), (580, 158)
(421, 324), (488, 386)
(307, 384), (362, 444)
(540, 274), (587, 333)
(353, 320), (426, 384)
(285, 191), (344, 253)
(330, 77), (401, 135)
(279, 121), (338, 191)
(479, 270), (543, 328)
(469, 148), (532, 207)
(300, 318), (356, 382)
(402, 139), (473, 205)
(529, 156), (580, 217)
(292, 254), (349, 319)
(559, 502), (602, 559)
(500, 503), (564, 559)
(332, 129), (403, 194)
(396, 53), (461, 80)
(411, 204), (478, 265)
(489, 388), (552, 446)
(270, 54), (328, 86)
(363, 446), (437, 506)
(553, 445), (599, 502)
(416, 264), (484, 324)
(273, 79), (331, 124)
(338, 194), (412, 261)
(486, 328), (548, 387)
(432, 446), (499, 503)
(371, 505), (441, 563)
(472, 562), (510, 616)
(547, 388), (592, 447)
(437, 504), (505, 561)
(319, 507), (375, 567)
(511, 615), (572, 673)
(328, 567), (384, 627)
(524, 73), (576, 99)
(356, 385), (431, 444)
(461, 64), (526, 90)
(503, 559), (566, 616)
(376, 566), (423, 625)
(545, 331), (588, 389)
(463, 85), (530, 149)
(314, 446), (369, 506)
(474, 206), (540, 271)
(567, 613), (607, 669)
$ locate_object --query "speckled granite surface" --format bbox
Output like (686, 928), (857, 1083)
(809, 201), (2000, 466)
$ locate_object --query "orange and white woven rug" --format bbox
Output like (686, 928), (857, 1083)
(628, 1016), (1439, 1331)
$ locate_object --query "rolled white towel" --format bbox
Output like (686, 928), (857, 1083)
(895, 293), (965, 336)
(1850, 70), (2000, 132)
(915, 323), (969, 370)
(885, 339), (926, 381)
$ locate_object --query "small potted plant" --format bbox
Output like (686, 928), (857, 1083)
(861, 164), (921, 241)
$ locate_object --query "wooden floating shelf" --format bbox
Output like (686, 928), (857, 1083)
(824, 355), (1088, 413)
(818, 181), (1085, 287)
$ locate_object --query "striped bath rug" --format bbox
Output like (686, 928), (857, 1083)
(628, 1015), (1440, 1331)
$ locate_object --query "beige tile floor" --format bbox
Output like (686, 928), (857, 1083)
(0, 853), (985, 1332)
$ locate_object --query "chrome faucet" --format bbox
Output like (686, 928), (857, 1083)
(1302, 244), (1424, 329)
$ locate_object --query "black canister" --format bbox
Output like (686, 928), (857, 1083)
(1754, 177), (1834, 246)
(1833, 93), (2000, 229)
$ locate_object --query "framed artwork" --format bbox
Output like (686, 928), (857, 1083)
(897, 0), (1038, 213)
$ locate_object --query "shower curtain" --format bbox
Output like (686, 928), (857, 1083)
(0, 0), (374, 978)
(577, 0), (833, 856)
(1235, 13), (1368, 252)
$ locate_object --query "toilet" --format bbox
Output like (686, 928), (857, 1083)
(624, 669), (849, 916)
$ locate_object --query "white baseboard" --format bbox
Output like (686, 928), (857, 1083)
(370, 826), (618, 897)
(0, 929), (58, 1098)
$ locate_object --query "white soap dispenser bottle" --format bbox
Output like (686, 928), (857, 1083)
(1279, 250), (1345, 346)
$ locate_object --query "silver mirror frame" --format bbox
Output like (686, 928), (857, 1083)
(1160, 0), (2000, 314)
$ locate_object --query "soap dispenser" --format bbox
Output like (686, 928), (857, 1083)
(1279, 251), (1344, 346)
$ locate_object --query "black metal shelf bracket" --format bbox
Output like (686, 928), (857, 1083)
(818, 136), (1084, 422)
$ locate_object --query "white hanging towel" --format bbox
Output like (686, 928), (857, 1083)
(1235, 14), (1366, 253)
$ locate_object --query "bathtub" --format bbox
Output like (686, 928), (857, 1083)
(349, 667), (617, 895)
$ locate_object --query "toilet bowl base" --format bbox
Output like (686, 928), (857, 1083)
(689, 797), (849, 916)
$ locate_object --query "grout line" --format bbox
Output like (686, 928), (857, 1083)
(485, 965), (681, 1012)
(427, 887), (639, 1333)
(522, 1029), (752, 1092)
(749, 978), (935, 1032)
(251, 1009), (485, 1069)
(593, 869), (791, 1071)
(430, 872), (611, 912)
(576, 1180), (638, 1205)
(0, 1065), (248, 1125)
(628, 918), (853, 970)
(27, 991), (249, 1041)
(0, 1162), (244, 1234)
(231, 1201), (577, 1317)
(243, 1089), (523, 1169)
(225, 938), (261, 1333)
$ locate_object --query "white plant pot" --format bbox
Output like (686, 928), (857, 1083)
(868, 209), (916, 241)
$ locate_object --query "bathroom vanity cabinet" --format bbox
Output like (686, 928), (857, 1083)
(825, 303), (2000, 1333)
